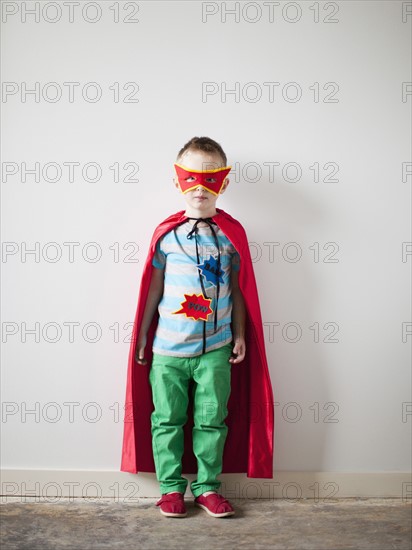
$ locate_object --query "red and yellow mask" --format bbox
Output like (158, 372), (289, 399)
(174, 163), (231, 196)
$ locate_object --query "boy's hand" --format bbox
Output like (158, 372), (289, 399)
(229, 337), (246, 364)
(135, 335), (148, 365)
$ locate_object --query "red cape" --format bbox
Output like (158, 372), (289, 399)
(121, 208), (274, 478)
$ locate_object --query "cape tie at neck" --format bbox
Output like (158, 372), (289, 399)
(186, 217), (221, 354)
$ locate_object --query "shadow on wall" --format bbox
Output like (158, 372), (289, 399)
(223, 169), (335, 473)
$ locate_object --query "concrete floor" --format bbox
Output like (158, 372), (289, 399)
(1, 498), (411, 550)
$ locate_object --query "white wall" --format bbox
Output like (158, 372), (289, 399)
(1, 1), (411, 495)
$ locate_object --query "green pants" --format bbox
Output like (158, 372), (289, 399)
(149, 342), (233, 498)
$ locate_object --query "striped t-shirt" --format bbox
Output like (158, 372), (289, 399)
(151, 219), (240, 357)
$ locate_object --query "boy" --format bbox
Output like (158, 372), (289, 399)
(121, 137), (274, 518)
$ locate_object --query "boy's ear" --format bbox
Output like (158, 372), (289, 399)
(219, 178), (230, 194)
(173, 177), (181, 191)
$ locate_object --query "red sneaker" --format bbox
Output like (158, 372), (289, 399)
(155, 492), (187, 518)
(194, 492), (235, 518)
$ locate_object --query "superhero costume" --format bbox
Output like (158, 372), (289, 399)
(121, 208), (274, 478)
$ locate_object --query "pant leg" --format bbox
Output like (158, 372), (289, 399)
(190, 343), (233, 498)
(149, 353), (191, 495)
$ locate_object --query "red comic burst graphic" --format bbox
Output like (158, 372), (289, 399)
(173, 293), (213, 321)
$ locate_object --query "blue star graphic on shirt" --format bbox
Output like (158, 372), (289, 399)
(197, 255), (224, 286)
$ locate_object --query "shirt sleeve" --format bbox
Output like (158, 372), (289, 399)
(152, 238), (166, 269)
(231, 250), (240, 272)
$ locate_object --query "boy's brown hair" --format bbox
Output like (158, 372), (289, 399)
(176, 136), (227, 166)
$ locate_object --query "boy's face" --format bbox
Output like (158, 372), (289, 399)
(174, 149), (230, 213)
